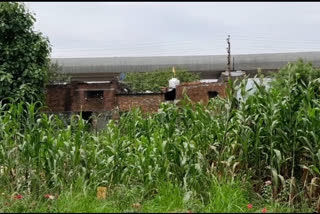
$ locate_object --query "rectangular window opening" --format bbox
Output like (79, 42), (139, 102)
(87, 90), (104, 99)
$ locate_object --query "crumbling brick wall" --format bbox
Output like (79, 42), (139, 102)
(46, 84), (76, 112)
(46, 81), (227, 115)
(176, 82), (227, 104)
(46, 81), (118, 113)
(116, 93), (164, 113)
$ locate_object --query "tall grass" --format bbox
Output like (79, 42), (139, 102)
(0, 60), (320, 211)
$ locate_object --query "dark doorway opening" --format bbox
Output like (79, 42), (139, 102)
(208, 91), (218, 99)
(165, 89), (176, 101)
(82, 111), (93, 124)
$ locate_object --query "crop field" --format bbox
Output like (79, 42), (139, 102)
(0, 60), (320, 213)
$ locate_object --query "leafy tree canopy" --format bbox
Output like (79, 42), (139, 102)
(48, 62), (70, 84)
(0, 2), (51, 103)
(271, 59), (320, 91)
(122, 68), (200, 93)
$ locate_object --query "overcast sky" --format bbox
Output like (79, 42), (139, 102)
(25, 2), (320, 58)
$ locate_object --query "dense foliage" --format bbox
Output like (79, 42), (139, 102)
(0, 60), (320, 212)
(0, 2), (51, 103)
(271, 59), (320, 94)
(48, 62), (70, 84)
(122, 68), (200, 92)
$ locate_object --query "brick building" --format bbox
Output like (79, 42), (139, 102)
(46, 81), (118, 113)
(45, 79), (228, 118)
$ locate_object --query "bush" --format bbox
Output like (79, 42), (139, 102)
(122, 68), (200, 92)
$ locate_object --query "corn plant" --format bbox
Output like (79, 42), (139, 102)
(1, 60), (320, 210)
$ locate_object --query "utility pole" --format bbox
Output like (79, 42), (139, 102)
(226, 35), (231, 79)
(232, 57), (235, 71)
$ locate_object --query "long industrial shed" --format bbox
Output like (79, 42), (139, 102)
(52, 51), (320, 81)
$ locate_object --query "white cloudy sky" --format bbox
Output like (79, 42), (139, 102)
(25, 2), (320, 58)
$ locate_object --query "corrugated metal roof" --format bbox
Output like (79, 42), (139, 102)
(51, 51), (320, 74)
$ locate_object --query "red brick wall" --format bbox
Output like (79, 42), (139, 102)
(116, 93), (164, 113)
(46, 81), (118, 112)
(46, 81), (227, 114)
(75, 82), (116, 112)
(176, 82), (227, 104)
(46, 84), (72, 112)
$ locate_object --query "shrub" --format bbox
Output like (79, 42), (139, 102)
(122, 68), (200, 92)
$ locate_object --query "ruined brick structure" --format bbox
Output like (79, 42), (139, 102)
(45, 80), (228, 118)
(46, 81), (118, 113)
(176, 82), (227, 104)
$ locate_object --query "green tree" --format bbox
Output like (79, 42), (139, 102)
(271, 59), (320, 93)
(0, 2), (51, 103)
(123, 68), (200, 92)
(48, 62), (70, 84)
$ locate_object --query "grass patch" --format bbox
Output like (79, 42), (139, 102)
(0, 179), (314, 213)
(201, 178), (250, 213)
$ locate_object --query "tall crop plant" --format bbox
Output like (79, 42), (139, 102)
(216, 60), (320, 205)
(1, 60), (320, 209)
